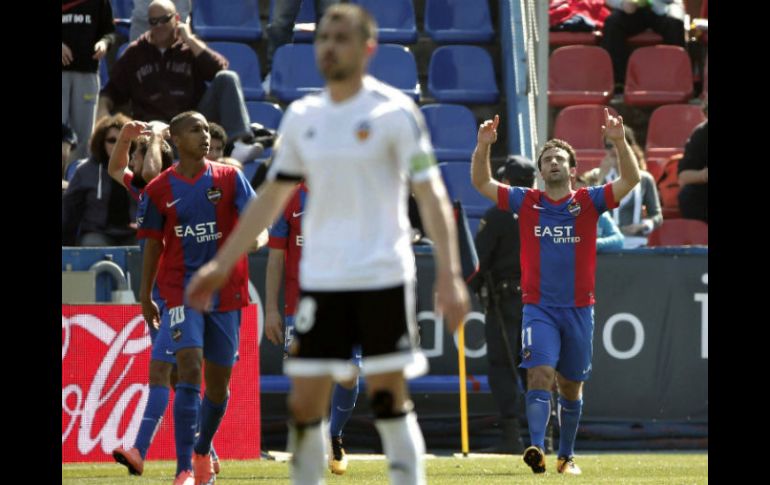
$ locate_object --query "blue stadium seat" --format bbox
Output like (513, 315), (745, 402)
(192, 0), (262, 42)
(270, 43), (325, 102)
(428, 45), (499, 103)
(424, 0), (494, 44)
(353, 0), (418, 44)
(420, 104), (476, 162)
(268, 0), (317, 43)
(110, 0), (132, 19)
(206, 42), (264, 100)
(246, 101), (284, 130)
(368, 44), (419, 101)
(439, 162), (494, 217)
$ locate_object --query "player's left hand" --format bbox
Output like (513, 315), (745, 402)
(601, 108), (626, 143)
(185, 260), (228, 312)
(434, 272), (470, 334)
(141, 299), (161, 330)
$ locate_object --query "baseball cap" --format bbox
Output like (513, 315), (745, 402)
(497, 154), (536, 187)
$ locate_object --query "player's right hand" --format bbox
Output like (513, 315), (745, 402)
(141, 299), (161, 330)
(477, 115), (499, 146)
(185, 260), (229, 312)
(264, 309), (284, 345)
(120, 121), (151, 141)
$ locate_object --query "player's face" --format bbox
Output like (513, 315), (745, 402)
(208, 138), (224, 160)
(315, 16), (368, 82)
(176, 115), (211, 158)
(539, 147), (573, 184)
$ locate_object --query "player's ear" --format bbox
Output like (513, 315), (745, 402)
(365, 40), (377, 57)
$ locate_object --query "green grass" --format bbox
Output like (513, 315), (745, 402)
(62, 452), (707, 484)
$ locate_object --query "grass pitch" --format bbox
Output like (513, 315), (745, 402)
(62, 451), (707, 484)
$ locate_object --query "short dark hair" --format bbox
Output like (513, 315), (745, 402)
(169, 111), (205, 137)
(209, 122), (227, 145)
(537, 139), (577, 170)
(321, 4), (378, 42)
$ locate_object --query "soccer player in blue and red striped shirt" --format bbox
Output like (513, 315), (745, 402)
(471, 110), (640, 475)
(137, 111), (256, 485)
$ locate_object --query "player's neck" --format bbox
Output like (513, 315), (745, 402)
(544, 181), (572, 201)
(327, 76), (364, 104)
(175, 156), (206, 179)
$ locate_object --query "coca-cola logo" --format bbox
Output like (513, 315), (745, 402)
(62, 311), (151, 456)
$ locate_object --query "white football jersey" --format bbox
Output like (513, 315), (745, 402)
(268, 76), (440, 291)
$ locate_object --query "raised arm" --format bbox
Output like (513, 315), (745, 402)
(108, 121), (150, 186)
(411, 175), (470, 334)
(471, 115), (505, 203)
(185, 180), (297, 311)
(604, 109), (641, 202)
(142, 121), (170, 182)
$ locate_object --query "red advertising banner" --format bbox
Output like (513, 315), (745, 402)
(62, 304), (260, 462)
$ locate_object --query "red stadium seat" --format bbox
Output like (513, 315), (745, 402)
(548, 46), (614, 107)
(624, 46), (693, 106)
(656, 154), (683, 219)
(645, 104), (706, 180)
(549, 31), (601, 46)
(647, 219), (708, 247)
(553, 105), (618, 173)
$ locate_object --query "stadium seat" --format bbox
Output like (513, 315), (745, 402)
(192, 0), (262, 42)
(624, 46), (693, 106)
(420, 104), (477, 163)
(207, 42), (265, 100)
(270, 43), (325, 102)
(626, 29), (663, 46)
(110, 0), (132, 37)
(368, 44), (420, 100)
(246, 101), (284, 130)
(548, 46), (614, 107)
(656, 154), (683, 220)
(549, 31), (601, 46)
(646, 219), (708, 247)
(439, 162), (493, 218)
(552, 105), (619, 173)
(645, 104), (706, 181)
(424, 0), (494, 44)
(268, 0), (317, 43)
(353, 0), (418, 44)
(428, 45), (500, 104)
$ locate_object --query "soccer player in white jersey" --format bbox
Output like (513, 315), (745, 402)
(185, 4), (469, 484)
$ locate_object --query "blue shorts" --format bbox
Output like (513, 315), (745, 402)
(149, 299), (176, 364)
(520, 303), (595, 382)
(165, 305), (242, 368)
(284, 315), (363, 366)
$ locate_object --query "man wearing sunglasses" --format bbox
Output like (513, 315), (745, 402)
(98, 0), (263, 165)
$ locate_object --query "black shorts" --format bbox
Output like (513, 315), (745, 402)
(283, 282), (428, 380)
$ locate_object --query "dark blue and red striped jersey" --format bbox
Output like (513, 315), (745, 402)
(497, 184), (618, 307)
(267, 183), (307, 316)
(123, 172), (142, 202)
(137, 161), (256, 310)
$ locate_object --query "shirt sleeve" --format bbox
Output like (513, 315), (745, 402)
(267, 105), (306, 181)
(232, 168), (257, 214)
(268, 208), (290, 249)
(589, 184), (618, 213)
(137, 189), (164, 241)
(497, 185), (527, 214)
(596, 212), (624, 252)
(393, 104), (439, 183)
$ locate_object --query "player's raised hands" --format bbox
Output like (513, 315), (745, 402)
(602, 108), (626, 143)
(477, 115), (500, 146)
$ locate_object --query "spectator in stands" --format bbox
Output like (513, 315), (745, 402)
(62, 124), (79, 193)
(107, 120), (174, 199)
(97, 0), (263, 163)
(130, 0), (191, 42)
(677, 97), (707, 222)
(62, 114), (138, 246)
(263, 0), (341, 92)
(62, 0), (118, 162)
(469, 155), (537, 455)
(576, 170), (625, 251)
(208, 122), (227, 161)
(601, 0), (686, 89)
(597, 125), (662, 248)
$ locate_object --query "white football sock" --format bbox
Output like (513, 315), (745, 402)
(287, 420), (326, 485)
(374, 412), (426, 485)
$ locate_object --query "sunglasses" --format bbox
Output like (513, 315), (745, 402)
(105, 137), (118, 144)
(148, 13), (174, 26)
